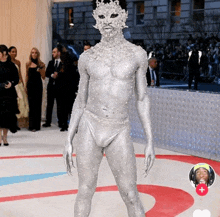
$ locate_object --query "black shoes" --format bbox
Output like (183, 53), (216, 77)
(28, 128), (40, 132)
(0, 142), (9, 146)
(42, 123), (51, 127)
(1, 137), (9, 146)
(43, 123), (68, 131)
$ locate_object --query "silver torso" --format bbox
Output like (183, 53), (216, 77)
(85, 40), (139, 120)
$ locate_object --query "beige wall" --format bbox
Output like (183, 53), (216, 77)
(54, 0), (91, 2)
(0, 0), (52, 83)
(0, 0), (91, 78)
(0, 0), (87, 118)
(0, 0), (53, 118)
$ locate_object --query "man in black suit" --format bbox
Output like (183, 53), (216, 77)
(42, 47), (62, 129)
(57, 51), (79, 131)
(188, 46), (202, 90)
(146, 57), (160, 87)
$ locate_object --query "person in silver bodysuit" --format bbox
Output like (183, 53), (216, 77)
(64, 0), (155, 216)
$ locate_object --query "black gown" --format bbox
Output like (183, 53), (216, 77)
(27, 67), (43, 131)
(0, 60), (19, 132)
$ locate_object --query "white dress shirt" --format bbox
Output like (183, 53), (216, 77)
(54, 58), (61, 67)
(51, 58), (61, 79)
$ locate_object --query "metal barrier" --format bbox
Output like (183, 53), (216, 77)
(129, 88), (220, 161)
(160, 60), (219, 82)
(161, 59), (187, 77)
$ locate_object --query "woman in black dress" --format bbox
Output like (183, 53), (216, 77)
(0, 45), (19, 146)
(26, 47), (45, 132)
(9, 46), (29, 128)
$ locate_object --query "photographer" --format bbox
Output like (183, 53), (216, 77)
(0, 44), (19, 146)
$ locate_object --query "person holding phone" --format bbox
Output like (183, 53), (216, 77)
(0, 44), (19, 146)
(26, 48), (45, 132)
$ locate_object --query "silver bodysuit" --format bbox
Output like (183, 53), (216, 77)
(79, 109), (130, 148)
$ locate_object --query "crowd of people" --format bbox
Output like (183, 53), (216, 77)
(1, 34), (219, 145)
(145, 33), (220, 81)
(0, 44), (80, 146)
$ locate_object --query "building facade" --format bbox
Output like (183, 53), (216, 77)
(52, 0), (220, 47)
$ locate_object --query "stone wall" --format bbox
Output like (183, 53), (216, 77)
(52, 0), (220, 46)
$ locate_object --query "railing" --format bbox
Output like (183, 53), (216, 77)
(160, 59), (220, 82)
(160, 59), (187, 79)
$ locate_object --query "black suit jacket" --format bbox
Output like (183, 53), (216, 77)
(146, 67), (160, 87)
(46, 60), (62, 89)
(46, 58), (80, 93)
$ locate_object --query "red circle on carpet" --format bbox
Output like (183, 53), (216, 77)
(0, 185), (194, 216)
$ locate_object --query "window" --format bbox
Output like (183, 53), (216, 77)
(82, 12), (85, 23)
(66, 8), (74, 28)
(193, 0), (204, 21)
(153, 6), (157, 19)
(135, 2), (145, 26)
(170, 0), (181, 23)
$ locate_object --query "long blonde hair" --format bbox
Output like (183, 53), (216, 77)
(26, 47), (45, 83)
(27, 47), (43, 67)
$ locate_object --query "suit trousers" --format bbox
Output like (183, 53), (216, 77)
(188, 72), (200, 90)
(45, 85), (57, 125)
(56, 89), (68, 129)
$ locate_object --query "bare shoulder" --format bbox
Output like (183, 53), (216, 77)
(126, 42), (148, 66)
(78, 50), (91, 63)
(26, 61), (31, 66)
(40, 61), (45, 67)
(78, 51), (91, 74)
(15, 59), (21, 66)
(131, 43), (147, 59)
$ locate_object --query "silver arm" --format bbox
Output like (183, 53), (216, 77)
(134, 48), (155, 177)
(64, 53), (89, 175)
